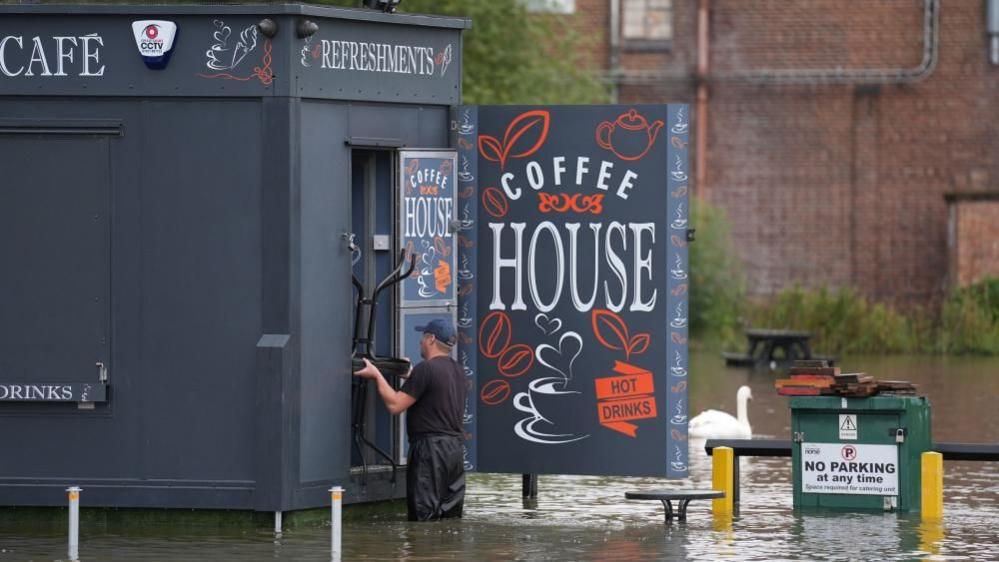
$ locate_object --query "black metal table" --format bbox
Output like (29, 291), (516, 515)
(625, 490), (724, 522)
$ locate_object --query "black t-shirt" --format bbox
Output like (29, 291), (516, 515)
(401, 356), (466, 442)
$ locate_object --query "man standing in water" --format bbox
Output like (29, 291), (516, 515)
(354, 318), (466, 521)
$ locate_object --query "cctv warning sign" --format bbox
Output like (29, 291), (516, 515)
(801, 442), (898, 495)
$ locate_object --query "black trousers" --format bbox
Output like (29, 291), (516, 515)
(406, 434), (465, 521)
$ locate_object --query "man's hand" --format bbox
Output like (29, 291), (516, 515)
(354, 358), (382, 380)
(354, 358), (416, 415)
(397, 357), (413, 379)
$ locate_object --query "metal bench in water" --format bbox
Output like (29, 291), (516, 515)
(625, 489), (725, 522)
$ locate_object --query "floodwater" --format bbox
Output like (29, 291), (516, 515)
(2, 353), (997, 561)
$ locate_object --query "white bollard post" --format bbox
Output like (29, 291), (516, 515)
(66, 486), (81, 561)
(330, 486), (343, 560)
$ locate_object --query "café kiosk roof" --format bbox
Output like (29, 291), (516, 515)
(0, 3), (469, 103)
(0, 3), (471, 29)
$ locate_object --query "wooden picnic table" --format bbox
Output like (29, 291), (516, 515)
(723, 329), (834, 367)
(625, 489), (725, 522)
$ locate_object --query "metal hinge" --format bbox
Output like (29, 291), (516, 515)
(96, 361), (108, 383)
(793, 431), (805, 443)
(883, 496), (898, 511)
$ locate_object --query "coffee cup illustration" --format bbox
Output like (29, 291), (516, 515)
(459, 111), (475, 135)
(595, 109), (664, 161)
(670, 217), (688, 230)
(670, 365), (687, 377)
(670, 268), (687, 280)
(671, 108), (688, 135)
(670, 414), (687, 425)
(670, 461), (688, 472)
(513, 377), (588, 444)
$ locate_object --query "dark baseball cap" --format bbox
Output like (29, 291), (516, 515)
(415, 318), (456, 346)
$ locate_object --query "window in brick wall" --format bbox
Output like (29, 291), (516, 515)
(524, 0), (575, 14)
(622, 0), (672, 46)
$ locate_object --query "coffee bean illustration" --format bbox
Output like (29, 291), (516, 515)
(478, 311), (512, 359)
(481, 187), (509, 219)
(480, 379), (511, 405)
(497, 344), (534, 378)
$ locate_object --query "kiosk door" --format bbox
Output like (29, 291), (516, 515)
(0, 131), (112, 406)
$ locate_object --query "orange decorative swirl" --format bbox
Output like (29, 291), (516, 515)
(537, 193), (604, 215)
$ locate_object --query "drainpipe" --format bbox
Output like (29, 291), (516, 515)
(989, 0), (999, 65)
(696, 0), (710, 200)
(609, 0), (621, 103)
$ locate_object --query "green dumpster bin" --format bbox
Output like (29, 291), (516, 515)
(791, 395), (931, 512)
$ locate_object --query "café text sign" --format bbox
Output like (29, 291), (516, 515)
(0, 33), (105, 77)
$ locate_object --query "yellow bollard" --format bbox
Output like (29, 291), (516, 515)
(921, 451), (943, 519)
(712, 446), (734, 516)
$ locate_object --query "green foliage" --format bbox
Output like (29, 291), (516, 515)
(688, 196), (745, 348)
(737, 279), (999, 356)
(743, 287), (926, 355)
(939, 278), (999, 354)
(316, 0), (610, 104)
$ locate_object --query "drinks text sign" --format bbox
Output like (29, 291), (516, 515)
(0, 382), (107, 402)
(461, 105), (689, 477)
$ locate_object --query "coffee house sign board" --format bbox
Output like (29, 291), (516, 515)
(456, 105), (690, 478)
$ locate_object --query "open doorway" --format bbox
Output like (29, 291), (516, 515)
(349, 149), (404, 473)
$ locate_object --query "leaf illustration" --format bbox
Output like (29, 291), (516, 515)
(501, 110), (550, 165)
(627, 333), (650, 357)
(592, 309), (630, 354)
(478, 135), (503, 164)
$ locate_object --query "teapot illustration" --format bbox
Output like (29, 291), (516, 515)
(596, 109), (665, 161)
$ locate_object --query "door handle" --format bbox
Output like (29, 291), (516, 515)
(96, 361), (108, 382)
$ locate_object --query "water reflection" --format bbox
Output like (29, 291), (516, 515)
(0, 353), (996, 561)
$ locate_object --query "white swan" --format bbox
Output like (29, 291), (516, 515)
(689, 386), (753, 439)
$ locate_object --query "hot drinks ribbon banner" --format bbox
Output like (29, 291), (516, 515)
(457, 105), (689, 478)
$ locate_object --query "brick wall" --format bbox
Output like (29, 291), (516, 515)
(948, 194), (999, 288)
(574, 0), (999, 301)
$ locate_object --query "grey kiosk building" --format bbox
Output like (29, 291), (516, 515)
(0, 4), (468, 513)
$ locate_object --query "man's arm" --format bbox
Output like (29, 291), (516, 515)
(354, 359), (416, 415)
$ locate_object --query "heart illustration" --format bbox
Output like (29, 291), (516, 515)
(533, 313), (562, 336)
(535, 331), (583, 381)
